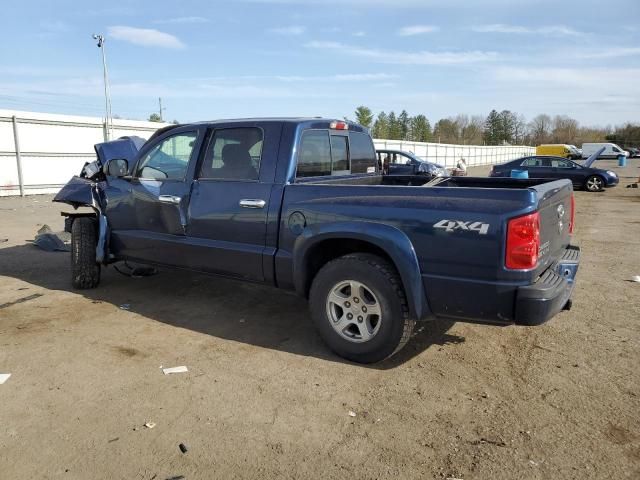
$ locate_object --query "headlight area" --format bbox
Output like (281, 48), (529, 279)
(606, 170), (617, 177)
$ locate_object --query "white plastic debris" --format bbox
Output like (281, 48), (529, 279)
(0, 373), (11, 384)
(144, 422), (156, 429)
(163, 366), (188, 375)
(348, 411), (357, 417)
(630, 275), (640, 283)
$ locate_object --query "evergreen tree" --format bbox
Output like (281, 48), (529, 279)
(398, 110), (410, 140)
(354, 106), (374, 128)
(410, 115), (432, 142)
(387, 111), (402, 140)
(372, 112), (389, 139)
(483, 110), (501, 145)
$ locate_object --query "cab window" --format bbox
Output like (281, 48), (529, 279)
(137, 131), (198, 180)
(297, 130), (332, 177)
(349, 132), (377, 174)
(199, 127), (263, 181)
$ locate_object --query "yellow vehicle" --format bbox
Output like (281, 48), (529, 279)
(536, 144), (573, 158)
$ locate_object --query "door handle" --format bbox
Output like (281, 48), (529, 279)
(158, 195), (181, 204)
(239, 199), (266, 209)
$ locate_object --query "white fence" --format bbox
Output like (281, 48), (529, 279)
(0, 110), (535, 196)
(373, 139), (534, 169)
(0, 110), (169, 196)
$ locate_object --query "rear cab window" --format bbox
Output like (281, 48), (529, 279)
(295, 127), (377, 179)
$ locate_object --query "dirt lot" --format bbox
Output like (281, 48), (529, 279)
(1, 160), (639, 480)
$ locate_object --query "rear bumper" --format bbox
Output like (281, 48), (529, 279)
(514, 245), (580, 325)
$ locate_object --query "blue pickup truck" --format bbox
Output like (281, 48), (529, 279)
(55, 118), (580, 363)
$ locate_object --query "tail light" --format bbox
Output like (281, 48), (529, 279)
(330, 121), (348, 130)
(505, 211), (540, 269)
(569, 193), (575, 234)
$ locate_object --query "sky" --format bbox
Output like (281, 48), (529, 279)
(0, 0), (638, 126)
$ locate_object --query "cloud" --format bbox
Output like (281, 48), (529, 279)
(353, 31), (366, 37)
(398, 25), (439, 36)
(472, 24), (581, 35)
(269, 25), (306, 35)
(273, 73), (398, 82)
(153, 16), (209, 24)
(304, 41), (498, 65)
(575, 47), (640, 59)
(108, 26), (185, 49)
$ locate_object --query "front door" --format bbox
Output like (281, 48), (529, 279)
(387, 152), (417, 175)
(184, 124), (279, 281)
(550, 158), (583, 188)
(106, 127), (205, 265)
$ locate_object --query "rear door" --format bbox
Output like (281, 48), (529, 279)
(106, 126), (205, 265)
(521, 157), (554, 179)
(184, 123), (281, 281)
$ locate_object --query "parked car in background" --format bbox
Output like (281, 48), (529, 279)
(567, 145), (582, 160)
(623, 147), (639, 158)
(376, 149), (447, 179)
(489, 155), (619, 192)
(581, 142), (627, 159)
(536, 144), (576, 159)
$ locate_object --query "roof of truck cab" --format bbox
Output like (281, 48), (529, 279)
(184, 117), (365, 127)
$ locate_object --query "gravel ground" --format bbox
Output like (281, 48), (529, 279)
(0, 160), (639, 480)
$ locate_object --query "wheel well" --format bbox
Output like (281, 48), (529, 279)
(63, 213), (97, 233)
(584, 174), (604, 186)
(303, 238), (397, 297)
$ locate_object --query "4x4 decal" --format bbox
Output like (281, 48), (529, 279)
(433, 219), (490, 235)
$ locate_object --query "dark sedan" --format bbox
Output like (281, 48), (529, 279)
(489, 155), (619, 192)
(376, 149), (447, 179)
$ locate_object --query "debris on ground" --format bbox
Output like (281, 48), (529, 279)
(114, 262), (159, 278)
(348, 410), (357, 417)
(179, 443), (189, 454)
(144, 422), (156, 429)
(0, 373), (12, 384)
(630, 275), (640, 283)
(0, 238), (8, 243)
(32, 225), (70, 252)
(166, 476), (185, 480)
(119, 304), (131, 310)
(163, 366), (188, 375)
(0, 293), (43, 310)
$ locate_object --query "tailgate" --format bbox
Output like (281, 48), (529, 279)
(533, 181), (573, 275)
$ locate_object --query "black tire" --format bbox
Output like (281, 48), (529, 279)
(71, 217), (101, 289)
(584, 175), (605, 192)
(309, 253), (414, 363)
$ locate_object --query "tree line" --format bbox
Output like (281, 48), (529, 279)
(353, 106), (639, 147)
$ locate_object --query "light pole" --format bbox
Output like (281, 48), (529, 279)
(92, 33), (113, 140)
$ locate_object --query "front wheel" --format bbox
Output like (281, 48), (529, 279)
(71, 217), (101, 289)
(585, 175), (604, 192)
(309, 253), (414, 363)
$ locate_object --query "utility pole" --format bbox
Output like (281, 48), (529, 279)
(92, 33), (113, 139)
(158, 97), (165, 122)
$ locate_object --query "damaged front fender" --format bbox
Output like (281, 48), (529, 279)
(53, 176), (110, 264)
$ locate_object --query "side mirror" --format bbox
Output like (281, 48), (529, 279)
(105, 158), (129, 177)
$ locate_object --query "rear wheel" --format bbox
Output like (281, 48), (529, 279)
(71, 217), (100, 289)
(585, 175), (604, 192)
(309, 253), (414, 363)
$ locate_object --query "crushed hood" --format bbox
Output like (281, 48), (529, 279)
(94, 136), (147, 165)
